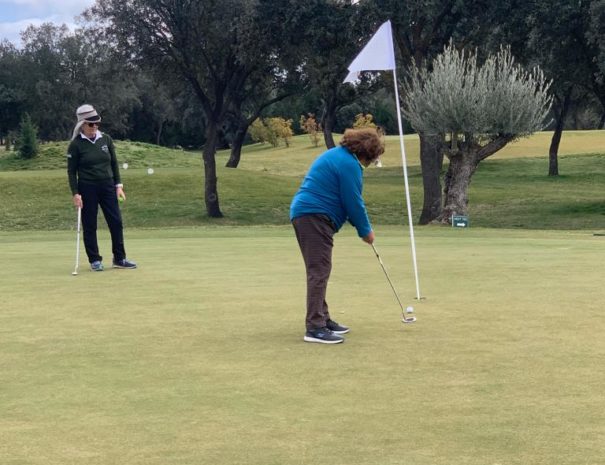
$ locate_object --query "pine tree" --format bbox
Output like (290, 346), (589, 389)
(17, 114), (39, 159)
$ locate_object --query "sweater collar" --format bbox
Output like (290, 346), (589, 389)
(79, 131), (103, 143)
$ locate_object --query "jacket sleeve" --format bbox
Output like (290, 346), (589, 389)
(66, 140), (79, 195)
(339, 163), (372, 237)
(107, 136), (121, 186)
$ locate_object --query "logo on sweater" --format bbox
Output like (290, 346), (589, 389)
(101, 145), (109, 153)
(66, 152), (72, 158)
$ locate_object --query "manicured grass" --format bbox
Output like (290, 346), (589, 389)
(1, 226), (604, 465)
(1, 131), (604, 463)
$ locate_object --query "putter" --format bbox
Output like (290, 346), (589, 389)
(72, 207), (82, 276)
(371, 243), (416, 323)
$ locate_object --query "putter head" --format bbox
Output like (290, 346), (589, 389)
(401, 316), (416, 324)
(72, 271), (78, 276)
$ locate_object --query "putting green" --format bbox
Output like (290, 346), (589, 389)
(1, 226), (604, 464)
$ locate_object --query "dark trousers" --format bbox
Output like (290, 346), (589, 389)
(78, 181), (126, 263)
(292, 214), (336, 330)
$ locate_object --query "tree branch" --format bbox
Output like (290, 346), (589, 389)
(477, 135), (515, 161)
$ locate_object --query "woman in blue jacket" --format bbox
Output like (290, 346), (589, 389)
(290, 128), (384, 344)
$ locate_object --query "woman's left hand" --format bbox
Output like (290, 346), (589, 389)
(116, 186), (126, 202)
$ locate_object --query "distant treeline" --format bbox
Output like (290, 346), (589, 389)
(1, 0), (603, 151)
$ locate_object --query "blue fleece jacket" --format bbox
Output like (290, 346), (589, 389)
(290, 145), (372, 238)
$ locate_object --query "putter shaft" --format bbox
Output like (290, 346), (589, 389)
(371, 243), (416, 323)
(72, 207), (82, 276)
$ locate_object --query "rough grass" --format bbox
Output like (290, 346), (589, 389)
(0, 140), (201, 171)
(2, 130), (604, 173)
(1, 141), (604, 230)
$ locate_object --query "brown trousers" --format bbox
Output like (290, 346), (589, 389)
(292, 214), (336, 330)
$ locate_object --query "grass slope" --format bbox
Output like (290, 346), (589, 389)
(0, 130), (604, 231)
(1, 226), (604, 465)
(2, 130), (605, 173)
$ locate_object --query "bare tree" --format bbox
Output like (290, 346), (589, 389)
(90, 0), (280, 217)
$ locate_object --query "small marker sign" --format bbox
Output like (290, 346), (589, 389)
(452, 215), (469, 228)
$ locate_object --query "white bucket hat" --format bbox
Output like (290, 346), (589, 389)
(71, 104), (102, 140)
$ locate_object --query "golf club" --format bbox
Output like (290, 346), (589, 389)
(371, 243), (416, 323)
(72, 207), (82, 276)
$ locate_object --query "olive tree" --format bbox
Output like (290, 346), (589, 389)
(401, 44), (552, 223)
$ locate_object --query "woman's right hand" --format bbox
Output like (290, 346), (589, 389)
(362, 230), (375, 244)
(73, 194), (83, 209)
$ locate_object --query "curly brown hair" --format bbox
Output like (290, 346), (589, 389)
(340, 127), (385, 163)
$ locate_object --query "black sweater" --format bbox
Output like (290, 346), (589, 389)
(67, 133), (121, 195)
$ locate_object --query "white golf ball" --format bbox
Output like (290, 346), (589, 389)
(122, 162), (129, 170)
(406, 306), (414, 314)
(147, 168), (154, 175)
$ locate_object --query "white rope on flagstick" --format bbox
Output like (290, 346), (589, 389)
(391, 67), (422, 301)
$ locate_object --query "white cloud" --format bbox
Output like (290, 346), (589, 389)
(1, 16), (81, 45)
(0, 0), (94, 45)
(0, 0), (93, 12)
(0, 18), (40, 44)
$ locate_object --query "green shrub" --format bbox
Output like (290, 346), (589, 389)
(249, 118), (269, 144)
(249, 117), (293, 147)
(353, 113), (377, 129)
(266, 117), (293, 147)
(299, 114), (322, 147)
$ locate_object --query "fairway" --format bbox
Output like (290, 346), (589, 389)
(1, 226), (604, 465)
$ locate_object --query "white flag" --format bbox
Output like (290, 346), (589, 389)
(344, 20), (396, 83)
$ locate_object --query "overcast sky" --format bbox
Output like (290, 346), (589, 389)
(0, 0), (95, 46)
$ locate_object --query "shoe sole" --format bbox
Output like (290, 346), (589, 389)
(112, 265), (137, 269)
(330, 328), (350, 335)
(303, 335), (344, 344)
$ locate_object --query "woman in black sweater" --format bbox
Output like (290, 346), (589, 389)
(67, 104), (137, 271)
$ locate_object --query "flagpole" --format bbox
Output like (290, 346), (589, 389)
(391, 67), (421, 300)
(342, 19), (421, 300)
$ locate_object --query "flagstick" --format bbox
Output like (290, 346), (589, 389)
(391, 68), (422, 300)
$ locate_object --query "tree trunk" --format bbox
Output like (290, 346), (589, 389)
(418, 133), (444, 224)
(598, 112), (605, 129)
(549, 88), (572, 177)
(202, 124), (223, 218)
(321, 95), (337, 149)
(155, 119), (164, 146)
(225, 125), (247, 168)
(323, 119), (335, 148)
(439, 152), (478, 223)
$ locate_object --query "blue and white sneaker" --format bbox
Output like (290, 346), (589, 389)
(112, 258), (137, 269)
(326, 319), (350, 335)
(303, 327), (344, 344)
(90, 261), (104, 271)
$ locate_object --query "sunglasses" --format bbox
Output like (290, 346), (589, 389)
(85, 122), (100, 128)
